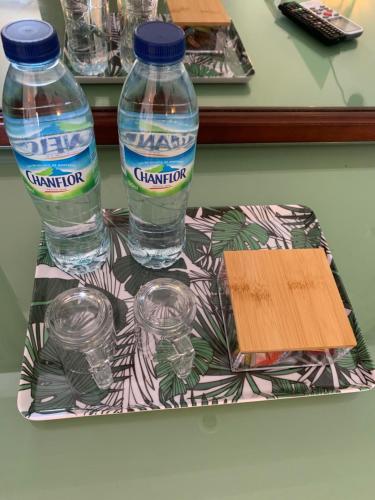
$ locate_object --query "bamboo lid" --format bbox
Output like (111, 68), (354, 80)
(224, 248), (357, 353)
(167, 0), (231, 27)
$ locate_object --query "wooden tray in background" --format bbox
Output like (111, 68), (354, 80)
(167, 0), (231, 27)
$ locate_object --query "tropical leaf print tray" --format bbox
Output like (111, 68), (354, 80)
(18, 205), (375, 421)
(64, 0), (254, 84)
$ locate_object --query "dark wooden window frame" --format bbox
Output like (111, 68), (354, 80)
(1, 107), (375, 145)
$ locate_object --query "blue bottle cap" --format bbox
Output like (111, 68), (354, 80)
(1, 19), (60, 64)
(134, 21), (185, 64)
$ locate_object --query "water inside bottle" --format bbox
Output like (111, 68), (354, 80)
(118, 103), (198, 268)
(3, 58), (109, 274)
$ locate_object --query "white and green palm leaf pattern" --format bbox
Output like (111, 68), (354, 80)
(18, 205), (375, 420)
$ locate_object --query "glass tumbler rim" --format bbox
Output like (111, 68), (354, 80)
(45, 286), (114, 351)
(134, 278), (196, 334)
(125, 0), (158, 11)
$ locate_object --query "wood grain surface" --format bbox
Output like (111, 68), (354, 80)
(167, 0), (230, 26)
(2, 107), (375, 146)
(224, 248), (357, 353)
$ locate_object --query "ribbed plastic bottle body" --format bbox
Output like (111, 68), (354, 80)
(3, 58), (109, 273)
(118, 59), (198, 269)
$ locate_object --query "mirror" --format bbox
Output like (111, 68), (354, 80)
(0, 0), (373, 144)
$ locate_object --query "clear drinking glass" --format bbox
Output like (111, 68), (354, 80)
(134, 278), (196, 380)
(60, 0), (109, 75)
(45, 287), (115, 390)
(119, 0), (158, 73)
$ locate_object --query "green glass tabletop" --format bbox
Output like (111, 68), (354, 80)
(0, 0), (373, 108)
(1, 142), (375, 499)
(1, 1), (375, 496)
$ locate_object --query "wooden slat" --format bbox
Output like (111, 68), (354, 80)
(167, 0), (230, 26)
(195, 107), (375, 143)
(224, 248), (356, 353)
(2, 107), (375, 147)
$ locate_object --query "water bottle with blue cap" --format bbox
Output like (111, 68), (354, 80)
(118, 21), (199, 269)
(1, 19), (109, 274)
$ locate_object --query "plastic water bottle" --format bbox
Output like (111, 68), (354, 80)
(1, 19), (109, 274)
(60, 0), (109, 76)
(118, 21), (198, 269)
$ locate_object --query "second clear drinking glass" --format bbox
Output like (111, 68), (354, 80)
(134, 278), (196, 380)
(119, 0), (158, 73)
(61, 0), (109, 76)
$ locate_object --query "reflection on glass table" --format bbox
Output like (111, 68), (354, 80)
(61, 0), (254, 84)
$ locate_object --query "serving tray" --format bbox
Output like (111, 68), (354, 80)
(18, 205), (375, 421)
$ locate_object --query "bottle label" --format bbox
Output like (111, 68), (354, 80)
(121, 127), (197, 197)
(11, 128), (99, 201)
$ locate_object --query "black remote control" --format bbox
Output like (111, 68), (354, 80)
(278, 1), (346, 45)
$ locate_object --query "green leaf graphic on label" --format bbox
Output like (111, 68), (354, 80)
(36, 167), (53, 176)
(147, 165), (164, 173)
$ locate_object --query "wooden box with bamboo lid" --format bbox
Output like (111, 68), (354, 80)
(217, 248), (356, 372)
(166, 0), (231, 55)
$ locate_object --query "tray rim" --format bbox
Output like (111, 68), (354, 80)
(17, 204), (375, 421)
